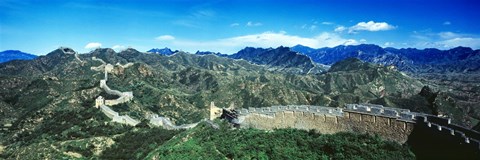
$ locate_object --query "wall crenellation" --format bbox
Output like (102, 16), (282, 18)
(239, 105), (344, 118)
(235, 103), (480, 148)
(418, 115), (480, 149)
(345, 104), (418, 122)
(236, 104), (415, 143)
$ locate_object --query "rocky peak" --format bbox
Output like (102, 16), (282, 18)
(92, 48), (116, 54)
(60, 47), (76, 54)
(147, 47), (174, 55)
(46, 47), (77, 57)
(328, 58), (370, 72)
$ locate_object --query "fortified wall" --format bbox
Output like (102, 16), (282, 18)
(236, 104), (414, 143)
(90, 57), (204, 128)
(148, 114), (200, 130)
(92, 58), (138, 126)
(99, 80), (133, 106)
(99, 105), (140, 126)
(233, 104), (480, 147)
(148, 102), (221, 130)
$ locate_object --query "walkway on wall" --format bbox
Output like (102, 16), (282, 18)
(91, 57), (139, 126)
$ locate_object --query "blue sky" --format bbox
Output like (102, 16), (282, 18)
(1, 0), (479, 55)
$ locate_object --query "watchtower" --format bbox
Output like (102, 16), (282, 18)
(95, 96), (105, 108)
(209, 102), (223, 120)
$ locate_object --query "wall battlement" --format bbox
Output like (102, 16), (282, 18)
(238, 105), (343, 117)
(100, 105), (139, 126)
(416, 115), (480, 150)
(235, 103), (480, 148)
(149, 114), (201, 130)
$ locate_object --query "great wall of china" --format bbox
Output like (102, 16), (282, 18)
(87, 55), (479, 154)
(91, 57), (207, 129)
(91, 57), (139, 126)
(212, 103), (480, 149)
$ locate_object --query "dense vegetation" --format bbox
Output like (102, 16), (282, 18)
(100, 128), (180, 159)
(148, 122), (415, 159)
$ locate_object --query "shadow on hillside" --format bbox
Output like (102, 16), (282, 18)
(406, 120), (480, 159)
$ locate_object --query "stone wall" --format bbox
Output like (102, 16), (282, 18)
(236, 104), (480, 148)
(100, 105), (139, 126)
(100, 105), (118, 119)
(113, 115), (140, 126)
(416, 115), (480, 149)
(149, 114), (200, 130)
(239, 105), (414, 143)
(99, 80), (133, 106)
(92, 59), (138, 126)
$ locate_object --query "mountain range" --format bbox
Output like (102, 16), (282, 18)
(0, 45), (479, 159)
(0, 50), (37, 63)
(147, 47), (175, 55)
(291, 44), (480, 76)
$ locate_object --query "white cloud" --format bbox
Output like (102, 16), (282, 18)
(172, 19), (199, 28)
(192, 9), (215, 18)
(321, 22), (333, 25)
(334, 26), (347, 32)
(246, 21), (262, 27)
(84, 42), (102, 49)
(443, 21), (451, 25)
(437, 37), (480, 49)
(112, 45), (127, 51)
(301, 24), (307, 29)
(160, 31), (358, 54)
(383, 42), (394, 47)
(410, 31), (480, 49)
(230, 23), (239, 27)
(438, 32), (461, 39)
(155, 35), (175, 41)
(302, 24), (317, 31)
(348, 21), (395, 33)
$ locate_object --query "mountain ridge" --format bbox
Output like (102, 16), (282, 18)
(291, 44), (480, 74)
(0, 50), (37, 63)
(147, 47), (175, 56)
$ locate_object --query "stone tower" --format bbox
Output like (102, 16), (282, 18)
(95, 96), (104, 108)
(209, 102), (223, 120)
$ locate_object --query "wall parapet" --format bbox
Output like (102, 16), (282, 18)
(149, 114), (200, 130)
(100, 105), (139, 126)
(419, 116), (480, 149)
(345, 104), (418, 122)
(237, 105), (343, 117)
(233, 103), (480, 151)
